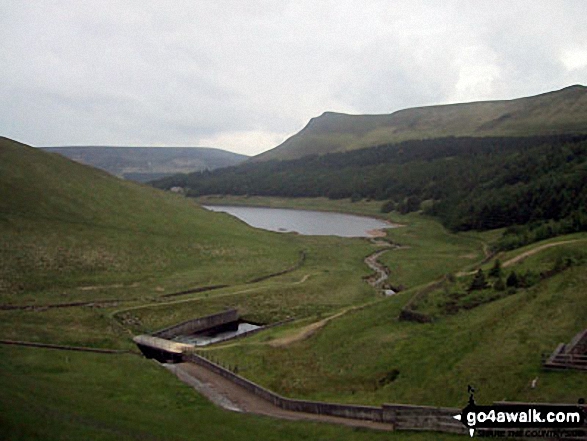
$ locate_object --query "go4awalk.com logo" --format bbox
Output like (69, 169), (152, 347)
(453, 386), (586, 438)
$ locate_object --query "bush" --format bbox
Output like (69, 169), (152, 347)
(380, 200), (396, 213)
(377, 369), (400, 388)
(519, 270), (539, 288)
(493, 277), (506, 291)
(506, 271), (519, 288)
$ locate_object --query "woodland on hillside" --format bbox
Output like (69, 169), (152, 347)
(153, 135), (587, 247)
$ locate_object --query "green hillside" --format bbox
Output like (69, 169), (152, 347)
(2, 136), (586, 440)
(0, 137), (427, 440)
(255, 85), (587, 161)
(41, 146), (248, 182)
(0, 137), (299, 305)
(127, 199), (587, 409)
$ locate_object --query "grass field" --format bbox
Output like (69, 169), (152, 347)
(2, 345), (467, 441)
(2, 140), (586, 439)
(205, 263), (586, 406)
(112, 233), (376, 333)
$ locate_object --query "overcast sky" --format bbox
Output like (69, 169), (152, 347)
(1, 1), (586, 156)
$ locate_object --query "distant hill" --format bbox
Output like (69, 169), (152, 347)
(254, 85), (587, 161)
(40, 146), (248, 182)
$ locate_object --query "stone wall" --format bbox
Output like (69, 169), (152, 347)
(153, 309), (239, 339)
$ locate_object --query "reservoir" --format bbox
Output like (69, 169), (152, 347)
(203, 205), (393, 237)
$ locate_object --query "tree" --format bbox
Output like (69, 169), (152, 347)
(469, 269), (488, 291)
(488, 259), (502, 278)
(506, 271), (519, 288)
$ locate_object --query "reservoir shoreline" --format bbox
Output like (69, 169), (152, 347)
(202, 204), (396, 238)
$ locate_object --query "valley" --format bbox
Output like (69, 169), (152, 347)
(2, 86), (586, 440)
(4, 2), (587, 438)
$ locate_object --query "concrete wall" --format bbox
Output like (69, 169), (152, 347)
(181, 352), (582, 436)
(211, 318), (294, 345)
(136, 343), (184, 363)
(153, 309), (239, 339)
(184, 352), (467, 431)
(184, 352), (385, 423)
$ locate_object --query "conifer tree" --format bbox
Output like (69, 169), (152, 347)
(506, 271), (519, 288)
(469, 269), (488, 291)
(489, 259), (502, 278)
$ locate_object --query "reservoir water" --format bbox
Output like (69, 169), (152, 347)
(203, 205), (393, 237)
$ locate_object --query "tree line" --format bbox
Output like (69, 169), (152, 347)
(152, 134), (587, 239)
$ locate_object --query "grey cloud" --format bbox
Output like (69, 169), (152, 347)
(1, 0), (586, 154)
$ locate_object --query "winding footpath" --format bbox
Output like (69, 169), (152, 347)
(502, 239), (586, 267)
(457, 238), (587, 277)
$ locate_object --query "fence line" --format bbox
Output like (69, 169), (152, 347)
(0, 339), (134, 354)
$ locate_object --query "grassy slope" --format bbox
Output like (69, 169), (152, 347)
(255, 85), (587, 161)
(191, 197), (586, 409)
(0, 137), (301, 305)
(112, 233), (376, 334)
(2, 346), (460, 441)
(2, 140), (424, 440)
(2, 141), (585, 440)
(205, 235), (587, 408)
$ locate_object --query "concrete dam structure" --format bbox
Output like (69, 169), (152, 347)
(133, 311), (587, 437)
(153, 308), (239, 340)
(135, 309), (266, 361)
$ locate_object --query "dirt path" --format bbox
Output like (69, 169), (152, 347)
(268, 244), (397, 347)
(166, 362), (392, 431)
(293, 274), (311, 284)
(456, 239), (586, 277)
(502, 239), (585, 267)
(268, 308), (353, 347)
